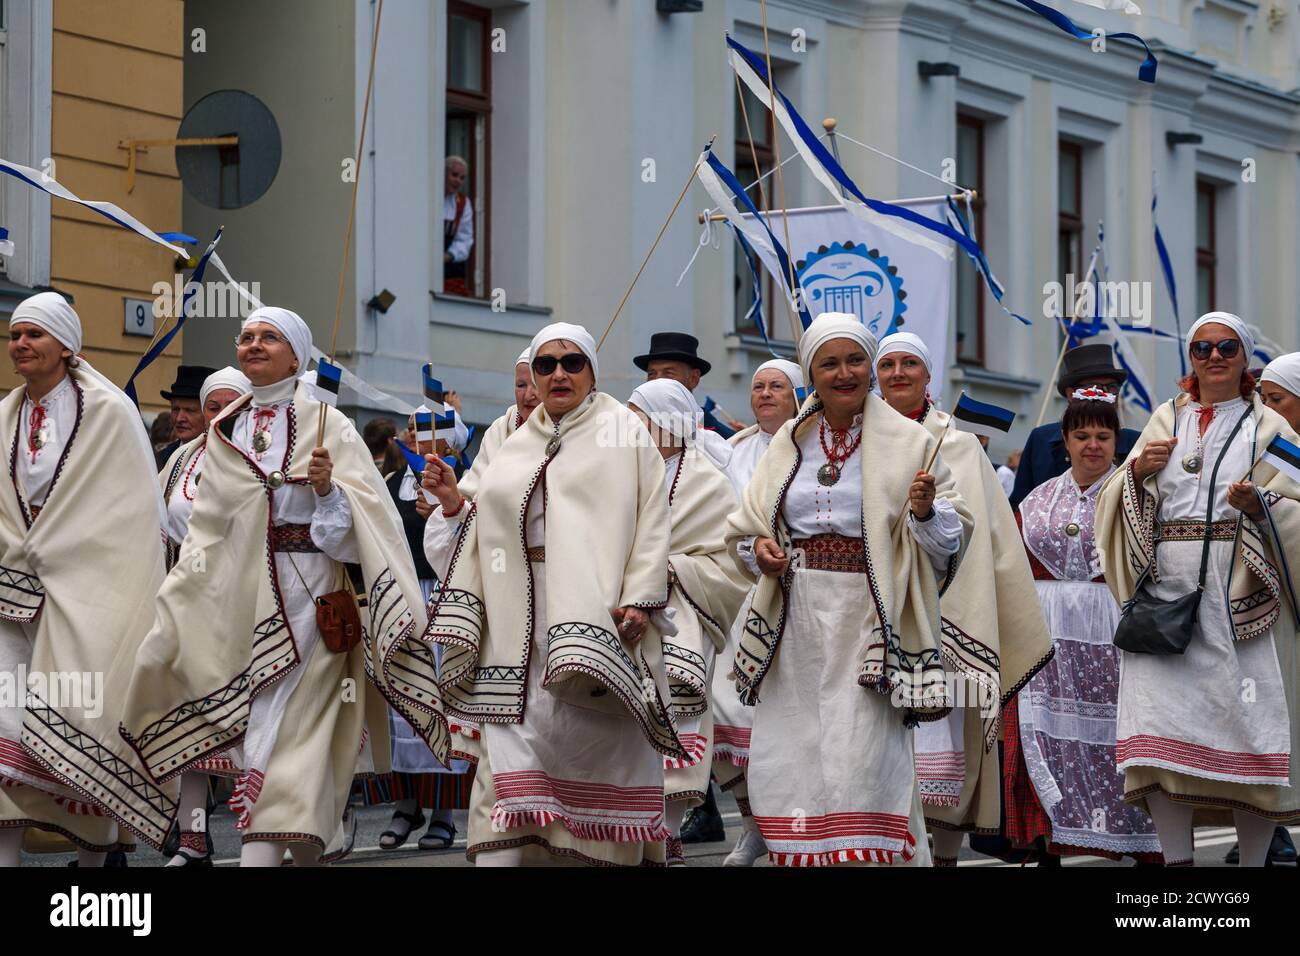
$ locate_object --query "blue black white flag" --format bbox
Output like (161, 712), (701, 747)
(314, 359), (343, 407)
(952, 393), (1015, 437)
(415, 405), (434, 446)
(1261, 434), (1300, 485)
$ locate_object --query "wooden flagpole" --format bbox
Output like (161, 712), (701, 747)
(759, 0), (800, 343)
(734, 72), (799, 344)
(318, 0), (385, 446)
(596, 136), (716, 353)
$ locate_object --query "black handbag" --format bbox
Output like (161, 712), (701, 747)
(1112, 405), (1250, 655)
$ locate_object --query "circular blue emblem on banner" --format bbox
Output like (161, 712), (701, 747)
(796, 241), (907, 336)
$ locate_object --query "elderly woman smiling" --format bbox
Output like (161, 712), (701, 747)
(424, 322), (686, 866)
(725, 312), (972, 867)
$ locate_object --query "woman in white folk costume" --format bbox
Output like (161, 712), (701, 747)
(626, 379), (749, 866)
(0, 293), (165, 867)
(423, 322), (684, 866)
(155, 366), (251, 866)
(1003, 392), (1162, 864)
(363, 406), (475, 852)
(1096, 312), (1300, 866)
(711, 357), (802, 865)
(67, 306), (448, 866)
(726, 313), (972, 867)
(873, 332), (1052, 865)
(1260, 353), (1300, 430)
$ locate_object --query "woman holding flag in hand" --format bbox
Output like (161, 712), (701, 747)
(874, 332), (1052, 866)
(423, 322), (684, 866)
(725, 312), (971, 866)
(1096, 311), (1300, 866)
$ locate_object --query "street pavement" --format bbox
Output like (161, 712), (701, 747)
(17, 791), (1298, 868)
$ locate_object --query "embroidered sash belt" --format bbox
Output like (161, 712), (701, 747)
(1154, 518), (1237, 543)
(791, 534), (866, 574)
(271, 523), (320, 553)
(526, 546), (546, 563)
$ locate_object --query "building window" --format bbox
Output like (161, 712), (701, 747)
(1196, 180), (1217, 316)
(446, 1), (491, 298)
(732, 81), (779, 338)
(954, 114), (985, 365)
(1057, 141), (1084, 331)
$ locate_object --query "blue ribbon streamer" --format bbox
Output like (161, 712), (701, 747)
(1010, 0), (1156, 83)
(729, 36), (1029, 326)
(729, 224), (783, 355)
(1151, 187), (1184, 375)
(705, 150), (813, 328)
(124, 228), (222, 406)
(702, 398), (738, 439)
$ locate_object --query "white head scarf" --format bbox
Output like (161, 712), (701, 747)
(200, 366), (251, 405)
(752, 358), (804, 391)
(1189, 311), (1255, 364)
(242, 306), (312, 372)
(529, 322), (598, 383)
(798, 312), (878, 389)
(628, 378), (700, 445)
(1261, 352), (1300, 400)
(515, 347), (532, 369)
(876, 331), (933, 377)
(10, 291), (82, 354)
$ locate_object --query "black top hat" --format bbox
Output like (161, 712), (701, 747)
(633, 332), (711, 376)
(161, 365), (219, 401)
(1057, 344), (1127, 397)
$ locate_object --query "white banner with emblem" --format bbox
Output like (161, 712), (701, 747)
(743, 202), (953, 378)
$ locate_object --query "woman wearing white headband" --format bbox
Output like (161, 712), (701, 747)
(725, 313), (972, 867)
(151, 365), (250, 866)
(423, 322), (686, 866)
(1097, 311), (1300, 866)
(65, 306), (450, 867)
(1260, 353), (1300, 433)
(1004, 390), (1161, 866)
(702, 357), (803, 864)
(625, 379), (750, 866)
(874, 332), (1052, 864)
(0, 293), (166, 868)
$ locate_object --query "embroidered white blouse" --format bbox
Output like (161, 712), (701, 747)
(16, 374), (77, 509)
(1156, 397), (1256, 524)
(737, 413), (961, 575)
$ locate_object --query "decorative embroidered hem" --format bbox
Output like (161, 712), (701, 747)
(1117, 734), (1290, 785)
(490, 771), (670, 843)
(663, 733), (708, 770)
(757, 811), (916, 866)
(228, 768), (266, 830)
(0, 817), (133, 853)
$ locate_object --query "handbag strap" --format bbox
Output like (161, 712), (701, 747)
(1194, 404), (1253, 592)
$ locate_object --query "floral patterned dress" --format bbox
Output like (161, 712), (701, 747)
(1003, 467), (1162, 861)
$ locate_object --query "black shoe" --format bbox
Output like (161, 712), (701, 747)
(680, 787), (725, 844)
(1267, 827), (1296, 866)
(1224, 842), (1239, 865)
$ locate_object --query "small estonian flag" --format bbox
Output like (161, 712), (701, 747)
(415, 405), (434, 446)
(435, 409), (457, 442)
(422, 364), (446, 414)
(951, 392), (1015, 438)
(394, 438), (435, 504)
(0, 227), (12, 258)
(1261, 434), (1300, 484)
(315, 359), (343, 407)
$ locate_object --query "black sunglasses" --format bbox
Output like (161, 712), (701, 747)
(1189, 339), (1241, 361)
(531, 352), (589, 376)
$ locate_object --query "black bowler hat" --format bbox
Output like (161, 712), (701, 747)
(161, 365), (218, 401)
(633, 331), (711, 376)
(1057, 344), (1127, 397)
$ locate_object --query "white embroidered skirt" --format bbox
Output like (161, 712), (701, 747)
(747, 568), (930, 866)
(710, 585), (756, 787)
(1018, 579), (1160, 855)
(467, 563), (668, 865)
(1117, 537), (1295, 816)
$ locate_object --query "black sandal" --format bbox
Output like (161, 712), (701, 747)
(418, 819), (456, 850)
(379, 809), (425, 850)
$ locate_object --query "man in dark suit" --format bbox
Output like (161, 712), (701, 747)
(154, 365), (217, 471)
(1009, 344), (1141, 509)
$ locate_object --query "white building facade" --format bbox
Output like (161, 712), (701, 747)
(179, 0), (1300, 454)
